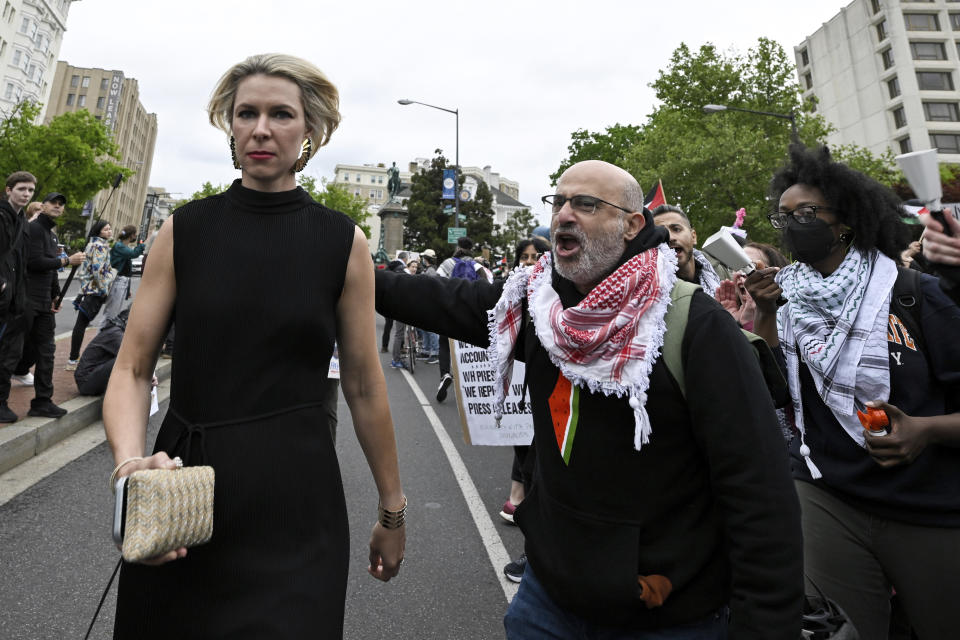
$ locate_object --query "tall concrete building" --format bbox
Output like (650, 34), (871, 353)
(0, 0), (78, 119)
(796, 0), (960, 163)
(46, 61), (158, 233)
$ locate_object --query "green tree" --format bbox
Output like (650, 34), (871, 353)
(404, 150), (496, 259)
(492, 207), (536, 255)
(0, 100), (132, 244)
(550, 125), (643, 185)
(188, 181), (230, 201)
(553, 39), (896, 247)
(298, 175), (372, 237)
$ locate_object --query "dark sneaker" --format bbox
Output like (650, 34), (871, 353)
(426, 356), (439, 365)
(0, 402), (17, 423)
(504, 553), (527, 583)
(380, 346), (389, 353)
(389, 360), (406, 369)
(28, 400), (67, 419)
(416, 352), (430, 361)
(436, 373), (453, 402)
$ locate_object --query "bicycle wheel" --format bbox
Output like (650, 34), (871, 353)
(406, 326), (416, 373)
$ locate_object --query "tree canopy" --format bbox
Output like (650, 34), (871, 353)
(298, 175), (372, 237)
(554, 38), (901, 247)
(404, 150), (496, 259)
(0, 100), (131, 243)
(491, 207), (537, 257)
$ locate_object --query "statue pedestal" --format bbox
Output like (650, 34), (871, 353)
(378, 201), (407, 258)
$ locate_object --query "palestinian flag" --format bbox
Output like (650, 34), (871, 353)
(644, 180), (666, 210)
(548, 373), (580, 465)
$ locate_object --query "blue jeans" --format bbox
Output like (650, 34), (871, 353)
(419, 329), (439, 356)
(504, 565), (728, 640)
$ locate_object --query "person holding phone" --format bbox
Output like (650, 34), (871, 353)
(103, 54), (405, 639)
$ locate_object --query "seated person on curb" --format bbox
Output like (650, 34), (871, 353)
(74, 309), (127, 396)
(375, 160), (802, 639)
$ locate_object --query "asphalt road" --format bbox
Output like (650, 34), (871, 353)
(52, 273), (141, 337)
(0, 314), (525, 639)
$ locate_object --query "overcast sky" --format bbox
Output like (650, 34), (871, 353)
(58, 0), (848, 223)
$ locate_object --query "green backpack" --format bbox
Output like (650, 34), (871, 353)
(661, 280), (789, 405)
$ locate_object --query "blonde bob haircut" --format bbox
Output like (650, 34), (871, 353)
(207, 53), (341, 154)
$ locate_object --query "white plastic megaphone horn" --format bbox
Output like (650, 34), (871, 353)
(701, 228), (755, 274)
(896, 149), (942, 212)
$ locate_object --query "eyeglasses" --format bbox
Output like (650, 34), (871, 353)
(541, 194), (632, 216)
(767, 205), (834, 229)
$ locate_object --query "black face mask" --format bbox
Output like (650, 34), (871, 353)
(781, 217), (839, 264)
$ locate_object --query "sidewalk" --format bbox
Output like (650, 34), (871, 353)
(0, 329), (171, 475)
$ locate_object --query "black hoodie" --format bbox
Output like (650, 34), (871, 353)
(0, 198), (29, 319)
(374, 212), (802, 638)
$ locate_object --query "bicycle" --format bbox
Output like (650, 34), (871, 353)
(404, 324), (419, 373)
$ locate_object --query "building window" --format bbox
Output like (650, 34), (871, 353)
(923, 101), (960, 121)
(356, 175), (360, 182)
(904, 13), (940, 31)
(800, 48), (809, 66)
(18, 16), (27, 32)
(11, 48), (19, 66)
(4, 82), (12, 99)
(881, 48), (894, 69)
(371, 175), (377, 184)
(888, 76), (901, 98)
(100, 77), (108, 90)
(930, 133), (960, 153)
(898, 137), (912, 154)
(917, 71), (955, 90)
(893, 106), (907, 128)
(950, 13), (960, 29)
(65, 93), (73, 106)
(77, 94), (85, 107)
(378, 176), (383, 184)
(81, 76), (90, 88)
(876, 20), (888, 41)
(70, 74), (78, 87)
(910, 41), (946, 59)
(96, 96), (104, 110)
(804, 72), (813, 89)
(353, 189), (361, 197)
(871, 0), (881, 13)
(342, 172), (349, 181)
(377, 189), (383, 199)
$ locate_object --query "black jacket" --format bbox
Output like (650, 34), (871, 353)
(0, 198), (29, 319)
(25, 214), (64, 310)
(375, 218), (803, 638)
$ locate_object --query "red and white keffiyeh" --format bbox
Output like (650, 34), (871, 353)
(487, 245), (677, 450)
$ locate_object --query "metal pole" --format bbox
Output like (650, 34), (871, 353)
(454, 109), (459, 230)
(788, 111), (799, 145)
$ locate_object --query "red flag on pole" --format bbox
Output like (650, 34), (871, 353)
(643, 180), (665, 210)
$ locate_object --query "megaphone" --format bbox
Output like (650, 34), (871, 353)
(701, 228), (756, 275)
(896, 149), (952, 237)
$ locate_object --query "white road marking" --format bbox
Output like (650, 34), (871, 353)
(0, 380), (171, 506)
(399, 368), (519, 603)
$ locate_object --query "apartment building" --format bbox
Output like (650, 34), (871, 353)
(796, 0), (960, 162)
(0, 0), (77, 119)
(46, 61), (158, 233)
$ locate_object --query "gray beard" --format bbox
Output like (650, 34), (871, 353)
(553, 217), (625, 290)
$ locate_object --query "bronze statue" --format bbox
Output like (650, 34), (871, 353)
(387, 162), (401, 201)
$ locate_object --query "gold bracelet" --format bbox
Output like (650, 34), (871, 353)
(109, 456), (144, 493)
(378, 495), (407, 529)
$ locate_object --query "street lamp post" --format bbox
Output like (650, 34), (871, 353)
(398, 98), (460, 229)
(140, 191), (178, 242)
(703, 103), (798, 143)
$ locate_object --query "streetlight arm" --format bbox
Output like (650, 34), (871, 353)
(397, 99), (457, 115)
(716, 104), (793, 123)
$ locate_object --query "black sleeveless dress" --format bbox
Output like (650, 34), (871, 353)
(114, 181), (357, 639)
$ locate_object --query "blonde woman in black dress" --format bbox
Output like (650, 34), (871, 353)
(103, 54), (405, 638)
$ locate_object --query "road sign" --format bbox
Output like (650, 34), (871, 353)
(447, 227), (467, 244)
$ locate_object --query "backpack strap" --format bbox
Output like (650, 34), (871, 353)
(889, 267), (926, 357)
(661, 280), (700, 398)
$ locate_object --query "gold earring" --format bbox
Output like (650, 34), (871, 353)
(293, 138), (312, 173)
(229, 136), (241, 170)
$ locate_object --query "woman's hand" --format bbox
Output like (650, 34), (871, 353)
(715, 280), (740, 317)
(921, 212), (960, 265)
(743, 267), (782, 315)
(368, 522), (405, 582)
(116, 451), (189, 565)
(863, 401), (933, 467)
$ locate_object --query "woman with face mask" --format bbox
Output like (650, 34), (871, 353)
(746, 145), (960, 640)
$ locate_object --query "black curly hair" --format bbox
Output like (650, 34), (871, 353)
(769, 145), (910, 261)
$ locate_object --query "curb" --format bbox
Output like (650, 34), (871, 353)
(0, 359), (172, 476)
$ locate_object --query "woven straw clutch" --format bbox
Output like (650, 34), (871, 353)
(121, 466), (215, 563)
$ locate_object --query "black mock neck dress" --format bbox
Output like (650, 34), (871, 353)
(114, 180), (357, 638)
